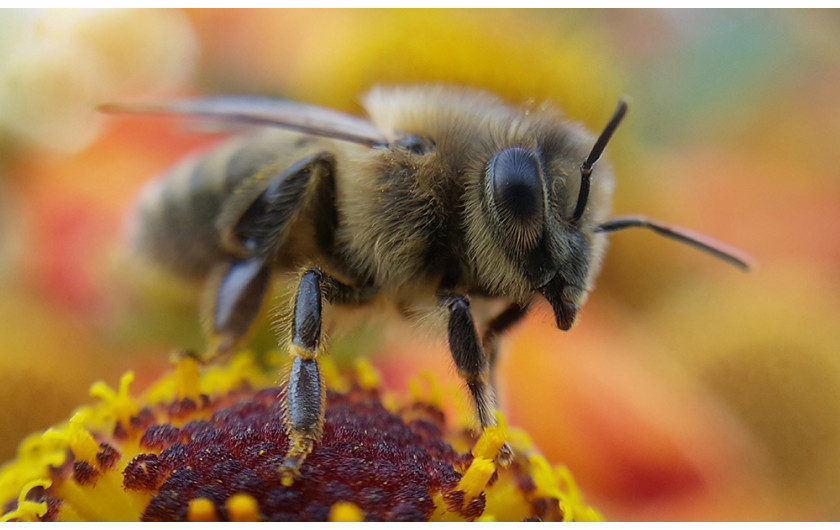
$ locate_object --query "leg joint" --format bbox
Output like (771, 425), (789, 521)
(444, 295), (485, 380)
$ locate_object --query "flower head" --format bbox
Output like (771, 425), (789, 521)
(0, 352), (600, 522)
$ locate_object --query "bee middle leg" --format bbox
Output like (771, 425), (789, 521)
(206, 151), (336, 357)
(439, 293), (513, 464)
(482, 301), (531, 394)
(206, 258), (273, 356)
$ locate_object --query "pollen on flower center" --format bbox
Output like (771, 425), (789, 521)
(0, 352), (601, 522)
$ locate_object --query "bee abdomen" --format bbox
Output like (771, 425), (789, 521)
(129, 135), (283, 279)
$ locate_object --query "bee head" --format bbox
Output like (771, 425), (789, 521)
(479, 101), (628, 330)
(480, 144), (588, 331)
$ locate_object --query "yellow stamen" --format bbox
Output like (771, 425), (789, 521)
(354, 358), (381, 391)
(408, 376), (423, 402)
(529, 454), (564, 500)
(429, 492), (466, 522)
(14, 430), (72, 473)
(418, 371), (441, 406)
(328, 501), (364, 522)
(553, 464), (582, 502)
(226, 493), (259, 522)
(529, 454), (580, 522)
(187, 497), (218, 522)
(89, 372), (138, 425)
(52, 471), (144, 521)
(380, 393), (400, 413)
(174, 355), (201, 402)
(0, 348), (602, 522)
(263, 348), (286, 369)
(41, 415), (99, 466)
(456, 457), (496, 502)
(56, 502), (84, 522)
(319, 357), (349, 393)
(553, 464), (603, 522)
(408, 371), (442, 405)
(472, 413), (508, 461)
(69, 417), (101, 466)
(200, 350), (261, 397)
(506, 427), (535, 452)
(0, 479), (51, 522)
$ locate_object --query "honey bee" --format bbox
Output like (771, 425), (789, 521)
(105, 86), (751, 483)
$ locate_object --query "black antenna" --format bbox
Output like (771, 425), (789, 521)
(572, 99), (629, 223)
(597, 215), (753, 271)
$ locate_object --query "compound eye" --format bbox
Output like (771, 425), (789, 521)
(488, 147), (544, 220)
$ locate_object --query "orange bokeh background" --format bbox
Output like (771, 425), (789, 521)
(1, 9), (838, 521)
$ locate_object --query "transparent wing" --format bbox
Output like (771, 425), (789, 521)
(100, 96), (388, 148)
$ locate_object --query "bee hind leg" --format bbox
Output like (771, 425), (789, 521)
(482, 301), (531, 398)
(440, 294), (513, 465)
(279, 267), (328, 486)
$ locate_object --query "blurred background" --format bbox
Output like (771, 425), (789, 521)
(0, 9), (838, 521)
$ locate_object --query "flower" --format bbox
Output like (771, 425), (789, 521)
(0, 352), (601, 522)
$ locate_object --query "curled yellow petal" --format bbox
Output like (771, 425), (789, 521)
(89, 371), (137, 425)
(0, 478), (51, 522)
(174, 354), (201, 402)
(457, 457), (496, 502)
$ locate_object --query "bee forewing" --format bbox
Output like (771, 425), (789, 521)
(99, 97), (388, 148)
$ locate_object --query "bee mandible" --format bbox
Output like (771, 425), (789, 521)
(105, 86), (751, 483)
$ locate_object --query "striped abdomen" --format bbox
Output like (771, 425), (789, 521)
(129, 132), (288, 279)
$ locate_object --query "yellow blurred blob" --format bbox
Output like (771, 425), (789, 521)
(187, 497), (218, 522)
(226, 493), (260, 522)
(328, 501), (365, 522)
(0, 9), (198, 153)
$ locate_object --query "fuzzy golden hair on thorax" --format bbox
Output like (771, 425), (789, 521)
(355, 85), (613, 299)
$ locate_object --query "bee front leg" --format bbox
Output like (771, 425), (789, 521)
(279, 267), (327, 486)
(440, 294), (513, 465)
